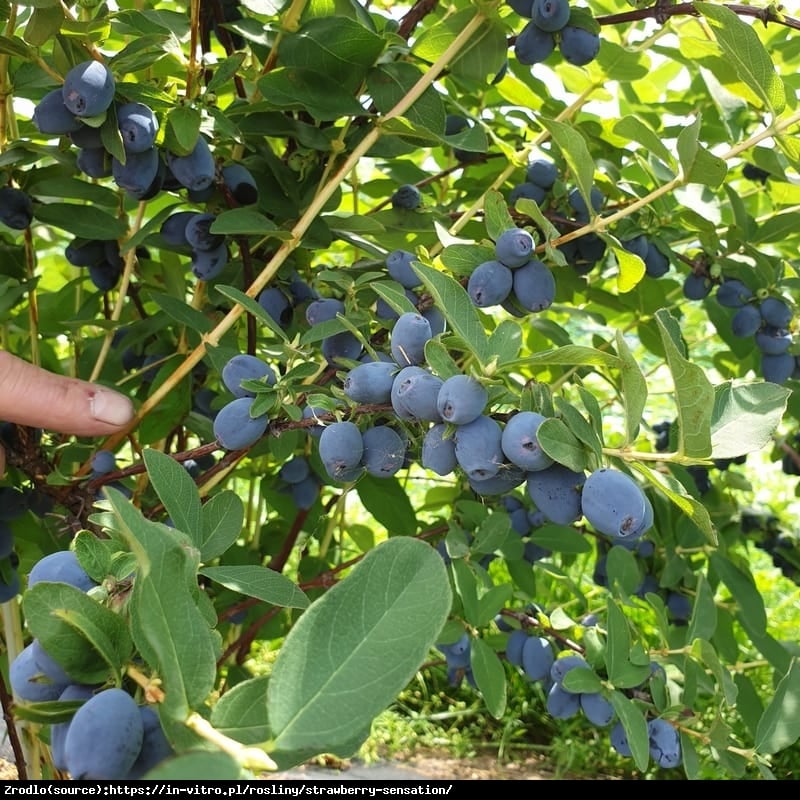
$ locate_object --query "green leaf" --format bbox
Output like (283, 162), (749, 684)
(610, 690), (649, 772)
(163, 105), (202, 156)
(709, 553), (767, 634)
(605, 598), (650, 689)
(562, 667), (602, 694)
(200, 566), (309, 609)
(214, 285), (290, 343)
(451, 559), (479, 625)
(710, 381), (790, 459)
(615, 330), (647, 446)
(631, 462), (717, 546)
(105, 488), (217, 719)
(487, 319), (522, 365)
(72, 530), (112, 584)
(366, 62), (446, 135)
(676, 116), (728, 188)
(514, 198), (566, 266)
(267, 537), (452, 764)
(696, 2), (785, 114)
(686, 574), (717, 644)
(610, 244), (645, 293)
(23, 582), (132, 685)
(356, 474), (418, 535)
(411, 261), (491, 367)
(553, 397), (603, 464)
(734, 673), (765, 740)
(33, 203), (127, 240)
(537, 417), (589, 473)
(755, 658), (800, 755)
(605, 597), (631, 685)
(370, 281), (419, 317)
(211, 674), (271, 745)
(23, 5), (64, 47)
(483, 190), (516, 243)
(513, 345), (621, 370)
(12, 699), (89, 726)
(472, 511), (510, 554)
(107, 36), (172, 76)
(613, 115), (675, 168)
(211, 209), (291, 238)
(424, 338), (461, 380)
(751, 211), (800, 244)
(530, 524), (592, 554)
(26, 175), (118, 207)
(144, 751), (245, 780)
(606, 545), (641, 596)
(143, 449), (203, 549)
(541, 118), (596, 217)
(412, 10), (507, 83)
(279, 16), (386, 91)
(476, 583), (513, 628)
(470, 637), (507, 719)
(690, 639), (738, 706)
(199, 491), (245, 562)
(148, 292), (213, 333)
(0, 34), (33, 58)
(655, 309), (713, 458)
(440, 243), (496, 277)
(257, 67), (366, 120)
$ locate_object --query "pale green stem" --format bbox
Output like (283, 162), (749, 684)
(557, 107), (800, 247)
(602, 447), (711, 466)
(185, 712), (277, 771)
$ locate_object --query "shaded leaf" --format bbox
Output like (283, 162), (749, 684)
(211, 674), (271, 745)
(356, 474), (418, 535)
(655, 309), (713, 458)
(200, 566), (308, 609)
(412, 261), (491, 367)
(470, 637), (507, 719)
(755, 659), (800, 755)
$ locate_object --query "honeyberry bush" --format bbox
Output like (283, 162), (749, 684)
(1, 0), (800, 781)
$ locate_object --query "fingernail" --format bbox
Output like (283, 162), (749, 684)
(91, 389), (134, 426)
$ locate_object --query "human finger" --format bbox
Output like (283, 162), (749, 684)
(0, 351), (134, 437)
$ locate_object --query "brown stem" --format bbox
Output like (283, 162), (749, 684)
(0, 672), (27, 780)
(397, 0), (440, 40)
(596, 2), (800, 32)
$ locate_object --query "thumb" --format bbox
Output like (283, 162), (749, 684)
(0, 351), (134, 437)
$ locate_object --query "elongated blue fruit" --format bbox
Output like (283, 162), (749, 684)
(167, 135), (216, 191)
(436, 374), (488, 425)
(319, 421), (364, 482)
(62, 61), (115, 117)
(213, 397), (268, 450)
(64, 688), (144, 779)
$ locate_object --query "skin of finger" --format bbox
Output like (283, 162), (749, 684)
(0, 351), (133, 436)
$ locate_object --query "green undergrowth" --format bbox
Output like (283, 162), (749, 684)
(358, 547), (800, 780)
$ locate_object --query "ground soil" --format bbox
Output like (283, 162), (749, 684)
(299, 748), (624, 781)
(0, 748), (624, 781)
(392, 749), (602, 780)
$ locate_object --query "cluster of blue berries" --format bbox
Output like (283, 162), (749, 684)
(9, 551), (174, 778)
(509, 0), (601, 67)
(467, 226), (557, 314)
